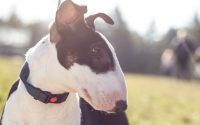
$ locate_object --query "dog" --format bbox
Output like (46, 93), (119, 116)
(0, 0), (129, 125)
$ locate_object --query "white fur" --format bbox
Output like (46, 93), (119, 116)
(2, 35), (81, 125)
(2, 33), (127, 125)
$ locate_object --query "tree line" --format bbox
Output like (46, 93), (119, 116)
(0, 8), (200, 74)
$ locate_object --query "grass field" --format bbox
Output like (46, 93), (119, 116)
(0, 56), (200, 125)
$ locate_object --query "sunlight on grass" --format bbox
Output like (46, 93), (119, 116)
(0, 57), (200, 125)
(126, 74), (200, 125)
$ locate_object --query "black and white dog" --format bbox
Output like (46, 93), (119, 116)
(0, 1), (129, 125)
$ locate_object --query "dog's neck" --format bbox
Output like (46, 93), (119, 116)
(25, 35), (75, 93)
(16, 35), (81, 125)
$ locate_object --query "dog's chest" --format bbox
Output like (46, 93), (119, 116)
(1, 83), (81, 125)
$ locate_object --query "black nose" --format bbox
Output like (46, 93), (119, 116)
(113, 100), (127, 112)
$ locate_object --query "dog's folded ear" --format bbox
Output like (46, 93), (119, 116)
(49, 0), (87, 43)
(49, 21), (62, 43)
(55, 0), (87, 31)
(86, 13), (114, 29)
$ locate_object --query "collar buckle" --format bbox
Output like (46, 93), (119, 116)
(34, 89), (51, 104)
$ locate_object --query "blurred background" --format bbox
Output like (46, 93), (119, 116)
(0, 0), (200, 125)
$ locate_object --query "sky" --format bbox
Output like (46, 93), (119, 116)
(0, 0), (200, 35)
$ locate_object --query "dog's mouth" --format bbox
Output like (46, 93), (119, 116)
(90, 100), (115, 113)
(79, 88), (127, 113)
(80, 97), (115, 114)
(83, 99), (110, 113)
(79, 89), (114, 113)
(80, 97), (127, 114)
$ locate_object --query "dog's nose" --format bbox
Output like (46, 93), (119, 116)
(113, 100), (127, 112)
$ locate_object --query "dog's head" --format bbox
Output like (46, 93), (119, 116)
(48, 0), (127, 113)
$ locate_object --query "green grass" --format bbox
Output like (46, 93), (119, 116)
(0, 56), (200, 125)
(126, 75), (200, 125)
(0, 56), (23, 110)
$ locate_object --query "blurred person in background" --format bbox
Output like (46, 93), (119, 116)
(194, 47), (200, 79)
(160, 48), (175, 76)
(171, 30), (195, 79)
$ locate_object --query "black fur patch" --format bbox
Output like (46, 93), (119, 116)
(80, 98), (129, 125)
(56, 22), (114, 74)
